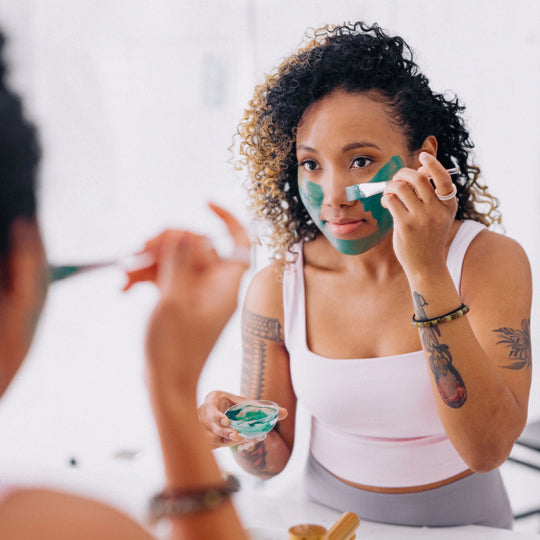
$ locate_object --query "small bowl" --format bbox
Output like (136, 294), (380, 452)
(225, 400), (279, 440)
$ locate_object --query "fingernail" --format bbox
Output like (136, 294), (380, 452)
(201, 237), (214, 251)
(419, 151), (430, 162)
(220, 418), (229, 427)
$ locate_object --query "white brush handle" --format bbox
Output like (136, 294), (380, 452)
(347, 166), (460, 200)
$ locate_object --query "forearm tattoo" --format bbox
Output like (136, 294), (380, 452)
(493, 319), (531, 370)
(237, 309), (283, 477)
(413, 292), (467, 408)
(234, 441), (273, 479)
(241, 307), (283, 399)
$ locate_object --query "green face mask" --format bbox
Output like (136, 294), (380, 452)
(298, 156), (404, 255)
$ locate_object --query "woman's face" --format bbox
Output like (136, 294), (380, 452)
(296, 89), (415, 255)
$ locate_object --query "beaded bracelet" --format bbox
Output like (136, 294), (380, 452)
(148, 473), (240, 523)
(411, 303), (469, 328)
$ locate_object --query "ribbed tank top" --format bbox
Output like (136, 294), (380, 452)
(283, 220), (486, 487)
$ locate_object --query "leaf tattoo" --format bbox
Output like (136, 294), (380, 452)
(493, 319), (531, 370)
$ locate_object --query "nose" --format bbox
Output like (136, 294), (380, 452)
(322, 169), (355, 208)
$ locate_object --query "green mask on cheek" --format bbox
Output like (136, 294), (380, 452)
(298, 156), (404, 255)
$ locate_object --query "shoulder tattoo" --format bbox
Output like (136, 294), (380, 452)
(493, 319), (531, 370)
(241, 308), (283, 399)
(413, 292), (467, 408)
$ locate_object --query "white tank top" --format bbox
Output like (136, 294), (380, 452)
(283, 220), (486, 487)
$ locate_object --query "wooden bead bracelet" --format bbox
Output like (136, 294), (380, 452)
(411, 303), (469, 328)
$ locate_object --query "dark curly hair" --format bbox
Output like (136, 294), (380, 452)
(234, 22), (500, 263)
(0, 31), (41, 258)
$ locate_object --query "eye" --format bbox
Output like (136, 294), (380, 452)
(351, 157), (372, 168)
(300, 159), (319, 171)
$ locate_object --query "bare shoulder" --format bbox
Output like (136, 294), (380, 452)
(463, 227), (532, 300)
(466, 228), (531, 277)
(243, 260), (285, 320)
(0, 488), (152, 540)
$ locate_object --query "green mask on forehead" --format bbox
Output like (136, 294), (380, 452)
(298, 156), (404, 255)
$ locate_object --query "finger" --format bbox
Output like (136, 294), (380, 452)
(217, 426), (243, 443)
(208, 202), (251, 265)
(205, 430), (241, 449)
(384, 177), (421, 213)
(205, 390), (243, 410)
(381, 191), (410, 220)
(140, 230), (175, 252)
(201, 409), (243, 442)
(418, 152), (454, 200)
(277, 407), (288, 421)
(390, 167), (437, 205)
(188, 235), (220, 268)
(124, 233), (190, 291)
(139, 231), (212, 293)
(124, 230), (182, 290)
(219, 436), (244, 448)
(157, 233), (196, 294)
(122, 264), (157, 291)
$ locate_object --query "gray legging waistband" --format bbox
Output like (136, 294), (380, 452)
(305, 453), (513, 529)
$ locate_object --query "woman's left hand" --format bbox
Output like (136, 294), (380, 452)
(381, 152), (458, 276)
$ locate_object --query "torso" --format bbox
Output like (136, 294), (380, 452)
(302, 221), (462, 360)
(283, 220), (477, 492)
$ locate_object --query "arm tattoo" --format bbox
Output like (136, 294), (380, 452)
(241, 307), (283, 399)
(234, 441), (273, 479)
(493, 319), (531, 370)
(237, 309), (283, 477)
(413, 292), (467, 408)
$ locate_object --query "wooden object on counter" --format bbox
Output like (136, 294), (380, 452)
(327, 512), (360, 540)
(289, 523), (328, 539)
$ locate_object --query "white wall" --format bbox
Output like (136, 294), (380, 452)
(0, 0), (539, 501)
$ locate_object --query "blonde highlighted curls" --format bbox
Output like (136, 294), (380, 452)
(234, 22), (501, 264)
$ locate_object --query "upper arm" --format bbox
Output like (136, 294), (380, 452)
(241, 263), (297, 449)
(462, 230), (532, 413)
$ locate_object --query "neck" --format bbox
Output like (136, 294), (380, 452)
(305, 232), (402, 280)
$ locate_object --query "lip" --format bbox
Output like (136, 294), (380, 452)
(324, 218), (366, 236)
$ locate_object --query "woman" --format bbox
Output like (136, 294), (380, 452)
(198, 22), (532, 528)
(0, 30), (250, 539)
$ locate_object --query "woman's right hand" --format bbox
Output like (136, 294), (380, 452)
(198, 390), (288, 449)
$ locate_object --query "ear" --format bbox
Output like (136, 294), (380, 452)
(0, 217), (47, 396)
(421, 135), (437, 155)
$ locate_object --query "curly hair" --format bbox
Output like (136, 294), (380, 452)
(234, 22), (501, 263)
(0, 30), (40, 258)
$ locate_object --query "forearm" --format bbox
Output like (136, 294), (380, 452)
(423, 320), (523, 468)
(231, 426), (292, 479)
(150, 386), (248, 540)
(410, 270), (527, 470)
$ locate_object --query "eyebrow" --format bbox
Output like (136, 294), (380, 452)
(342, 141), (381, 152)
(297, 144), (318, 153)
(297, 141), (381, 153)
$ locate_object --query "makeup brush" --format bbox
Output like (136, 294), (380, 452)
(346, 167), (460, 201)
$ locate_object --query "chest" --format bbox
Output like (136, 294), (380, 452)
(304, 268), (421, 359)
